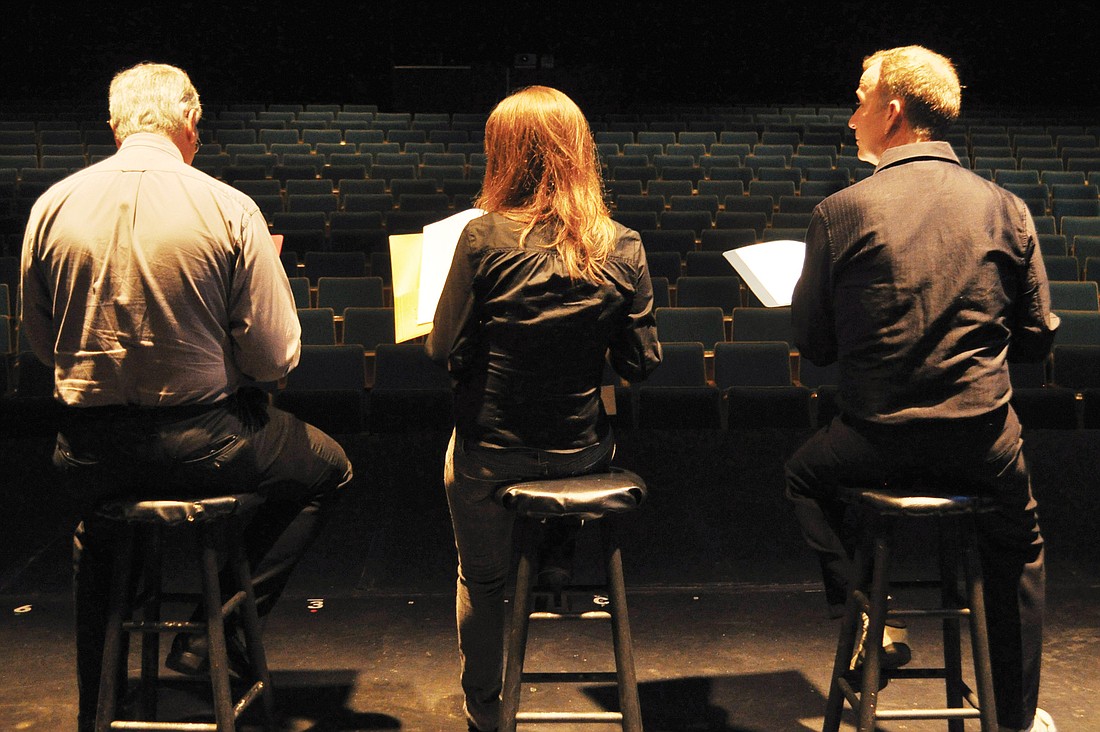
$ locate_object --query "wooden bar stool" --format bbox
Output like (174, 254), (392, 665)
(495, 468), (647, 732)
(92, 494), (276, 732)
(823, 486), (999, 732)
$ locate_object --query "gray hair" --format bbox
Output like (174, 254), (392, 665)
(108, 63), (202, 141)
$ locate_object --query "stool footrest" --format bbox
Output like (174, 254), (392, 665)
(889, 579), (947, 590)
(887, 667), (959, 680)
(121, 620), (204, 634)
(530, 610), (611, 621)
(222, 589), (246, 617)
(838, 678), (981, 721)
(871, 707), (982, 721)
(888, 607), (971, 619)
(108, 721), (220, 730)
(522, 671), (620, 683)
(234, 680), (268, 717)
(517, 711), (625, 723)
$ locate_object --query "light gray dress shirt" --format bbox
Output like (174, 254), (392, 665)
(21, 132), (300, 407)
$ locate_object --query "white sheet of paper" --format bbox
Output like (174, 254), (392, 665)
(723, 239), (806, 308)
(416, 208), (485, 325)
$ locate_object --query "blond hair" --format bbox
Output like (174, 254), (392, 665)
(476, 86), (616, 281)
(109, 63), (202, 142)
(864, 46), (961, 140)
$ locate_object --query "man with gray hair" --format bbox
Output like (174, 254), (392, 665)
(785, 46), (1058, 732)
(20, 62), (353, 730)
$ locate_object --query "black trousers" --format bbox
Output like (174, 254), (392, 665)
(784, 404), (1045, 730)
(58, 389), (354, 732)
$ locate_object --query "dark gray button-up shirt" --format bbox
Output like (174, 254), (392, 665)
(792, 141), (1059, 424)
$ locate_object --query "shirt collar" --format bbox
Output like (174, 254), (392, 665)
(874, 140), (960, 173)
(117, 132), (185, 162)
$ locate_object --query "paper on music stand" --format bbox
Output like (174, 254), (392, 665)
(416, 208), (485, 325)
(723, 239), (806, 308)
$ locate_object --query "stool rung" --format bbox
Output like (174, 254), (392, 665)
(516, 711), (624, 723)
(889, 607), (970, 619)
(838, 677), (981, 721)
(533, 584), (606, 593)
(121, 620), (204, 634)
(530, 610), (611, 621)
(109, 720), (219, 730)
(522, 671), (619, 683)
(889, 579), (946, 590)
(888, 666), (958, 679)
(234, 680), (268, 716)
(157, 592), (203, 604)
(874, 707), (982, 721)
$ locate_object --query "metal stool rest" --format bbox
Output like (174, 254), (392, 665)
(824, 486), (999, 732)
(93, 494), (276, 732)
(495, 468), (647, 732)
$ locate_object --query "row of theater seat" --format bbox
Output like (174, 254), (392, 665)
(3, 289), (1100, 435)
(4, 116), (1098, 256)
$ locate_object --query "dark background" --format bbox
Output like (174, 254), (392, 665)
(2, 2), (1098, 115)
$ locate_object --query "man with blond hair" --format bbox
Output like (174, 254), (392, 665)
(786, 46), (1058, 732)
(21, 62), (353, 730)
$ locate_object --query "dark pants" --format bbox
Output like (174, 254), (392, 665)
(444, 430), (615, 732)
(59, 389), (354, 732)
(784, 404), (1044, 730)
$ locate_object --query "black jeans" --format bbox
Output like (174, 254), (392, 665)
(58, 389), (353, 731)
(784, 404), (1045, 729)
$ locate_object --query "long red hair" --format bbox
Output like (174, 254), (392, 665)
(476, 86), (615, 281)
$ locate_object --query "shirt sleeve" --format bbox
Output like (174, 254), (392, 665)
(791, 208), (838, 366)
(426, 226), (478, 374)
(19, 199), (57, 368)
(607, 235), (662, 382)
(1007, 202), (1060, 362)
(227, 208), (301, 382)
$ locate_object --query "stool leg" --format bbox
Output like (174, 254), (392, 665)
(962, 520), (999, 732)
(230, 533), (277, 731)
(499, 520), (538, 732)
(823, 586), (861, 732)
(95, 526), (136, 732)
(138, 526), (163, 722)
(602, 519), (643, 732)
(855, 530), (890, 732)
(199, 522), (236, 731)
(938, 519), (966, 732)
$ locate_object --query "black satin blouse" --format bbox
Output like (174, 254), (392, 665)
(426, 212), (662, 450)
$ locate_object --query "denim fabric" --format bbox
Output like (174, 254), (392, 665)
(443, 429), (613, 731)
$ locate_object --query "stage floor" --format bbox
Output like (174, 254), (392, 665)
(1, 429), (1098, 730)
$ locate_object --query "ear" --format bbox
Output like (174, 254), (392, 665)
(185, 108), (201, 137)
(883, 97), (906, 134)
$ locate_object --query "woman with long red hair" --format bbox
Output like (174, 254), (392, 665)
(427, 85), (661, 731)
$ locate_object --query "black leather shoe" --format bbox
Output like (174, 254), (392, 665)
(166, 626), (252, 679)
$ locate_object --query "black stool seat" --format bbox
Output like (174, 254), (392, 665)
(495, 468), (647, 732)
(95, 493), (265, 525)
(824, 484), (999, 732)
(837, 486), (997, 517)
(93, 493), (276, 732)
(496, 470), (647, 520)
